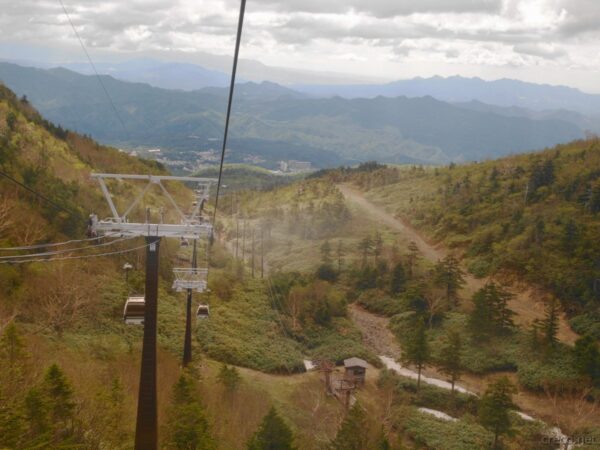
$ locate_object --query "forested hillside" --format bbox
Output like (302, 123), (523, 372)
(329, 142), (600, 338)
(0, 83), (387, 449)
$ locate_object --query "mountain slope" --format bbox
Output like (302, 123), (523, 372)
(0, 62), (585, 166)
(295, 75), (600, 115)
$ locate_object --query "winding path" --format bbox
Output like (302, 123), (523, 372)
(339, 184), (578, 345)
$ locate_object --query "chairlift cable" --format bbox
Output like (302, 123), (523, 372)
(57, 0), (129, 137)
(0, 169), (81, 217)
(0, 235), (137, 260)
(0, 241), (151, 264)
(0, 232), (120, 251)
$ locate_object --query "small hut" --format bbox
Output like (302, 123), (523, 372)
(343, 357), (368, 387)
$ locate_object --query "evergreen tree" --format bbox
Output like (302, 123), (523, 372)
(42, 364), (75, 427)
(373, 232), (383, 263)
(164, 374), (214, 450)
(406, 241), (420, 278)
(401, 319), (429, 390)
(247, 407), (295, 450)
(336, 240), (345, 272)
(438, 330), (463, 394)
(390, 262), (406, 295)
(358, 237), (372, 267)
(320, 240), (333, 265)
(375, 427), (391, 450)
(0, 322), (26, 367)
(573, 335), (600, 385)
(330, 403), (370, 450)
(479, 377), (516, 449)
(24, 387), (50, 439)
(433, 255), (465, 306)
(541, 298), (560, 349)
(218, 364), (241, 394)
(468, 283), (515, 340)
(0, 395), (24, 449)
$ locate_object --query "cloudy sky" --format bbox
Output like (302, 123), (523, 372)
(0, 0), (599, 91)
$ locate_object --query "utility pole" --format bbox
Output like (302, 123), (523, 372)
(235, 219), (239, 260)
(260, 227), (264, 279)
(251, 227), (255, 278)
(242, 220), (246, 263)
(182, 239), (197, 367)
(135, 236), (161, 450)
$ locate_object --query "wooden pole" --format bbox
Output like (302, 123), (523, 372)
(260, 227), (264, 279)
(251, 227), (255, 278)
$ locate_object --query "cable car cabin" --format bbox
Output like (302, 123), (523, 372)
(196, 304), (210, 319)
(180, 238), (190, 247)
(123, 297), (145, 325)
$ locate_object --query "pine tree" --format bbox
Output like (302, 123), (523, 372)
(438, 330), (463, 394)
(406, 241), (420, 278)
(336, 240), (345, 272)
(218, 364), (241, 394)
(0, 322), (26, 367)
(42, 364), (75, 426)
(390, 262), (406, 295)
(541, 298), (560, 349)
(375, 427), (391, 450)
(373, 232), (383, 263)
(164, 374), (214, 450)
(330, 403), (370, 450)
(468, 283), (515, 340)
(479, 377), (516, 449)
(321, 240), (333, 265)
(358, 236), (372, 267)
(574, 335), (600, 385)
(247, 407), (295, 450)
(401, 319), (429, 390)
(433, 255), (465, 306)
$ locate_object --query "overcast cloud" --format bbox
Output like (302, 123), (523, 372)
(0, 0), (599, 91)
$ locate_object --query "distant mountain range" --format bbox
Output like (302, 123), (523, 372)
(0, 61), (593, 168)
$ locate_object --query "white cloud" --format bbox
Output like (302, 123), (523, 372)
(0, 0), (599, 91)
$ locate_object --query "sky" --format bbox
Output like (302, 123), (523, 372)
(0, 0), (599, 92)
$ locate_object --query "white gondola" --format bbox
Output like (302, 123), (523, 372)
(180, 237), (190, 247)
(196, 304), (210, 319)
(124, 296), (145, 325)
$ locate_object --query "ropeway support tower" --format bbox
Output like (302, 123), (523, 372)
(91, 173), (216, 450)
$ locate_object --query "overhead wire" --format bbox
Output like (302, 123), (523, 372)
(0, 240), (150, 265)
(210, 0), (246, 231)
(0, 235), (137, 260)
(57, 0), (129, 137)
(0, 169), (81, 217)
(0, 233), (120, 251)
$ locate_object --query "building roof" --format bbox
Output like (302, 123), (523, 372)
(344, 357), (368, 369)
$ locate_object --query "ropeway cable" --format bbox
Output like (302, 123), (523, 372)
(0, 233), (120, 251)
(0, 235), (137, 259)
(0, 241), (151, 265)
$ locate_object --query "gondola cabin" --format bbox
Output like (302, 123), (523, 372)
(123, 296), (145, 325)
(196, 304), (210, 319)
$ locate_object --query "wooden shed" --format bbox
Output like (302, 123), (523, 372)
(343, 357), (368, 387)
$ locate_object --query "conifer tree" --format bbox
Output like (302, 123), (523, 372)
(330, 403), (370, 450)
(401, 319), (429, 390)
(358, 236), (372, 267)
(574, 335), (600, 385)
(433, 255), (465, 306)
(376, 427), (391, 450)
(0, 322), (26, 367)
(42, 364), (75, 427)
(406, 241), (420, 278)
(164, 373), (214, 450)
(390, 262), (406, 295)
(541, 298), (560, 349)
(336, 240), (345, 272)
(468, 282), (515, 340)
(218, 364), (241, 394)
(479, 377), (516, 449)
(438, 330), (463, 394)
(247, 407), (295, 450)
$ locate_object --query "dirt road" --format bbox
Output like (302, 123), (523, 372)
(339, 184), (578, 344)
